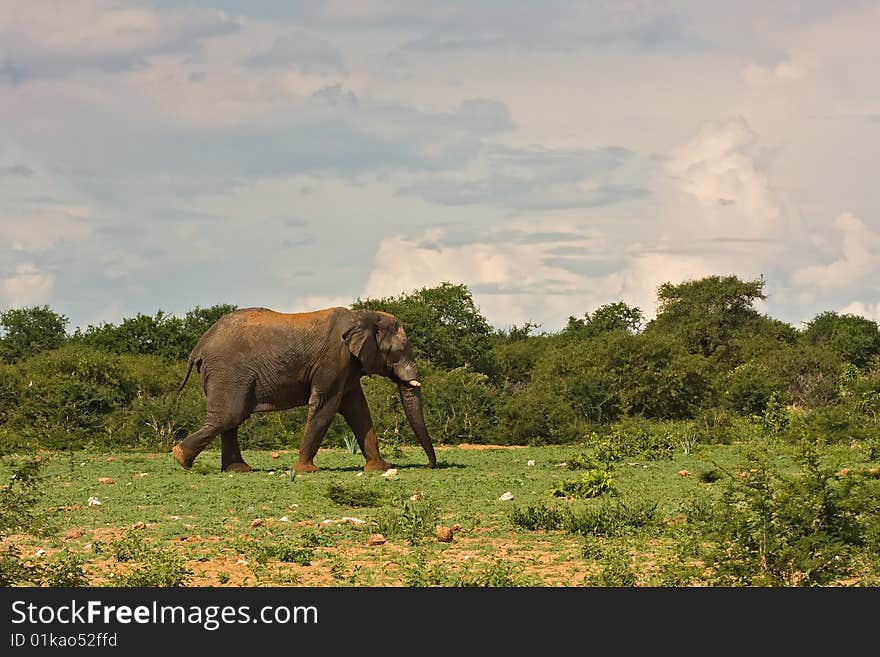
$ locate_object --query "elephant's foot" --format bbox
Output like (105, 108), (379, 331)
(171, 444), (195, 470)
(292, 461), (320, 473)
(223, 462), (252, 473)
(364, 460), (393, 472)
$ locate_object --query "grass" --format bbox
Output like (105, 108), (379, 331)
(2, 439), (878, 586)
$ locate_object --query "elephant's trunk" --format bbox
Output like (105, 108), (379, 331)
(398, 381), (437, 468)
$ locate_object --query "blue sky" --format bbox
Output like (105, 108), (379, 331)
(1, 1), (879, 332)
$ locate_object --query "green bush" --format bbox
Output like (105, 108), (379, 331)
(9, 345), (138, 448)
(376, 498), (440, 545)
(550, 469), (615, 498)
(700, 443), (880, 586)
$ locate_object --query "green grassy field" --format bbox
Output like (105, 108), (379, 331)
(2, 439), (879, 587)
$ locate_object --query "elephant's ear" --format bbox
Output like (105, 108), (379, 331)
(343, 312), (384, 374)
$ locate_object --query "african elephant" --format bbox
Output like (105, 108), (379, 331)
(171, 306), (437, 473)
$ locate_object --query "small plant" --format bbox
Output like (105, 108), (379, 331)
(454, 559), (528, 587)
(565, 453), (598, 470)
(510, 503), (567, 531)
(300, 530), (334, 547)
(698, 468), (723, 483)
(109, 550), (191, 587)
(550, 468), (614, 498)
(326, 482), (385, 507)
(565, 498), (659, 537)
(583, 547), (637, 586)
(376, 498), (440, 545)
(99, 530), (151, 562)
(217, 572), (230, 584)
(42, 550), (89, 587)
(343, 434), (360, 455)
(252, 543), (312, 566)
(680, 433), (699, 455)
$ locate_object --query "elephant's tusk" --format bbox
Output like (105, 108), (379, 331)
(407, 379), (421, 387)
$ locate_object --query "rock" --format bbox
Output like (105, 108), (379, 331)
(34, 549), (46, 558)
(410, 493), (421, 501)
(436, 526), (454, 543)
(368, 534), (386, 546)
(381, 468), (399, 479)
(87, 497), (102, 506)
(97, 477), (114, 485)
(451, 524), (463, 532)
(106, 457), (116, 462)
(132, 521), (147, 530)
(271, 451), (281, 459)
(498, 491), (515, 501)
(250, 518), (264, 527)
(677, 470), (690, 477)
(63, 528), (83, 540)
(278, 516), (290, 522)
(835, 468), (851, 478)
(527, 459), (536, 466)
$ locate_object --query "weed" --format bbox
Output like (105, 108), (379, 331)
(109, 549), (191, 587)
(252, 543), (312, 566)
(583, 547), (637, 586)
(326, 482), (385, 507)
(454, 559), (529, 587)
(565, 453), (598, 470)
(217, 572), (230, 584)
(376, 498), (440, 545)
(42, 550), (89, 587)
(565, 499), (659, 537)
(343, 434), (360, 455)
(550, 468), (614, 498)
(697, 468), (723, 483)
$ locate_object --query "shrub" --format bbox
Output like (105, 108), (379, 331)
(325, 483), (385, 507)
(10, 345), (138, 448)
(42, 550), (89, 587)
(252, 543), (312, 566)
(700, 443), (880, 586)
(108, 550), (192, 587)
(550, 469), (615, 498)
(376, 498), (440, 545)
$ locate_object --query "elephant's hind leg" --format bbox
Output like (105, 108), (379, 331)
(221, 428), (251, 473)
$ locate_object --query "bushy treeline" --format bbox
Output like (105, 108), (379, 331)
(1, 276), (879, 453)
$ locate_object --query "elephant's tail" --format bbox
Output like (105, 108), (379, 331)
(177, 356), (199, 393)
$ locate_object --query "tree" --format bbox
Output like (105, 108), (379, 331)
(647, 275), (767, 357)
(352, 283), (496, 375)
(74, 311), (188, 360)
(182, 304), (238, 350)
(564, 301), (643, 338)
(801, 311), (880, 369)
(0, 306), (68, 363)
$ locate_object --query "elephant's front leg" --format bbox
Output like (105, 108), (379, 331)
(339, 386), (392, 472)
(293, 390), (341, 472)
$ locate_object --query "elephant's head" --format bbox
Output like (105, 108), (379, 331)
(343, 310), (437, 468)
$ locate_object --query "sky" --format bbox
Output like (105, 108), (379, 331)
(1, 1), (879, 333)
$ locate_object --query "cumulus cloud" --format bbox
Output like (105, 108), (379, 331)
(0, 263), (55, 307)
(362, 222), (618, 327)
(840, 301), (880, 322)
(663, 117), (792, 243)
(793, 213), (879, 291)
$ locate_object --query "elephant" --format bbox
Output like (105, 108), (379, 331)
(171, 306), (437, 473)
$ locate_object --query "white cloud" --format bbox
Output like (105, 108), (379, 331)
(0, 263), (55, 307)
(742, 56), (807, 84)
(839, 300), (880, 322)
(663, 117), (792, 243)
(793, 213), (879, 291)
(288, 295), (354, 313)
(0, 205), (94, 254)
(362, 222), (618, 328)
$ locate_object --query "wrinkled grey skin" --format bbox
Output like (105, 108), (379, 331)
(172, 306), (437, 473)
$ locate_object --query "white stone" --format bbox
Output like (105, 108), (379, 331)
(498, 491), (515, 501)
